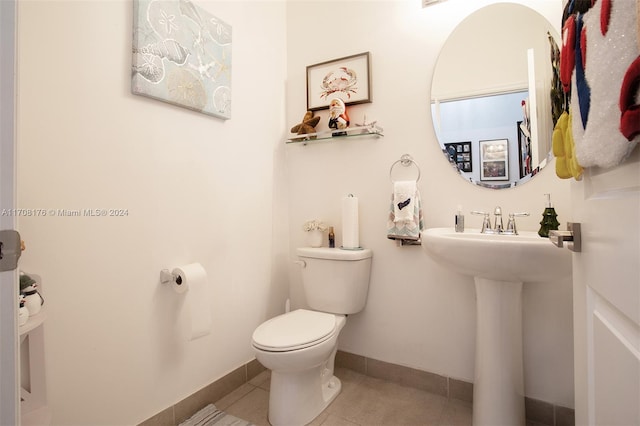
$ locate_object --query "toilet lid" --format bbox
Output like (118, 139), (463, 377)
(252, 309), (337, 352)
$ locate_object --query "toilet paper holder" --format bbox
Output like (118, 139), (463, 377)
(160, 269), (183, 286)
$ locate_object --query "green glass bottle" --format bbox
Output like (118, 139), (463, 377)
(538, 194), (560, 237)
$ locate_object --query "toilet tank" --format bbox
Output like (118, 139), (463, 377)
(296, 247), (373, 315)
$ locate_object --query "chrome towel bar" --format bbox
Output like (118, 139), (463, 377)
(390, 154), (421, 183)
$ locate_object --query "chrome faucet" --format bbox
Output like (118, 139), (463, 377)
(493, 206), (503, 233)
(471, 207), (529, 234)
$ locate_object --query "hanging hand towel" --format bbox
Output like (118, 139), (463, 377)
(387, 182), (424, 242)
(553, 111), (583, 180)
(393, 180), (417, 223)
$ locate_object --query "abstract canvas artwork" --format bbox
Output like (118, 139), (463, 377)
(132, 0), (232, 119)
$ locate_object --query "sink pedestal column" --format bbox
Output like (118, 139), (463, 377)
(473, 278), (525, 426)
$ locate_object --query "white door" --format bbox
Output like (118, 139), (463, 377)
(571, 147), (640, 425)
(0, 0), (20, 424)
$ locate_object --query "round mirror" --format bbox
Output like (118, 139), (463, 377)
(431, 3), (563, 189)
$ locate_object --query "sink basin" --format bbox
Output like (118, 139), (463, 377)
(422, 227), (572, 282)
(422, 228), (573, 425)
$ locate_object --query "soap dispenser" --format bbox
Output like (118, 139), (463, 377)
(455, 205), (464, 232)
(538, 193), (560, 237)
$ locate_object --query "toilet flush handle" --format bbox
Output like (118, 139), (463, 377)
(294, 260), (306, 268)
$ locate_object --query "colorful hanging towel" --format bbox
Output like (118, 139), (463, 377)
(553, 111), (584, 180)
(387, 182), (424, 242)
(572, 0), (639, 168)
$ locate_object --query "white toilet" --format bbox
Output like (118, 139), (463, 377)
(252, 247), (373, 426)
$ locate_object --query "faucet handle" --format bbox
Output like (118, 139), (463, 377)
(505, 212), (530, 235)
(471, 211), (492, 233)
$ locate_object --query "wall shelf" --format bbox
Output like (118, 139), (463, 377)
(285, 124), (383, 145)
(19, 308), (46, 337)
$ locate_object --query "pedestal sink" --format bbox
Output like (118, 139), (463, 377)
(422, 228), (572, 426)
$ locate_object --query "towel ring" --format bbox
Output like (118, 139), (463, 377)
(390, 154), (421, 183)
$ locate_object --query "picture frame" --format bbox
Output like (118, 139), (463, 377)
(517, 121), (532, 178)
(306, 52), (372, 111)
(444, 142), (472, 172)
(479, 139), (509, 181)
(131, 0), (232, 119)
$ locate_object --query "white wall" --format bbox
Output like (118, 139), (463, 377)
(285, 0), (575, 408)
(16, 1), (288, 424)
(14, 0), (575, 424)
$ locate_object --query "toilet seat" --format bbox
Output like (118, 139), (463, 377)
(252, 309), (337, 352)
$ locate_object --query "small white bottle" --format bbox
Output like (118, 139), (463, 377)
(455, 205), (465, 232)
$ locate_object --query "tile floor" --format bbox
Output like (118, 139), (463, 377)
(214, 367), (473, 426)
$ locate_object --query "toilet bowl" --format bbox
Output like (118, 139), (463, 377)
(252, 247), (372, 426)
(252, 309), (346, 426)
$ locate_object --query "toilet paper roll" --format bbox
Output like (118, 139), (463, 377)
(172, 263), (212, 340)
(342, 195), (360, 249)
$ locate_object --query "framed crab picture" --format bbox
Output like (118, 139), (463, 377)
(306, 52), (372, 111)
